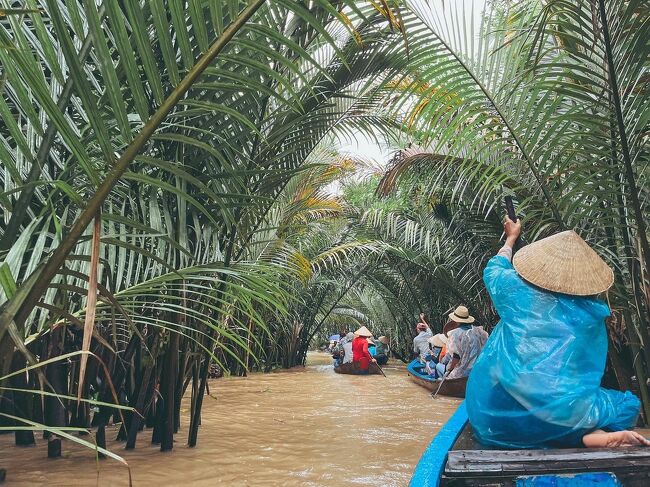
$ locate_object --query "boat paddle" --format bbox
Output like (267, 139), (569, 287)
(431, 371), (449, 398)
(374, 360), (388, 378)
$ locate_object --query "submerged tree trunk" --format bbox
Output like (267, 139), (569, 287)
(95, 334), (140, 455)
(44, 327), (67, 457)
(10, 353), (35, 446)
(187, 352), (209, 447)
(159, 329), (179, 451)
(125, 362), (156, 449)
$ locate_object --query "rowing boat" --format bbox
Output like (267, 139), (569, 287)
(410, 401), (650, 486)
(406, 360), (467, 398)
(333, 362), (383, 375)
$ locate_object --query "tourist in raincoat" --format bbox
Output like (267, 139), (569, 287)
(424, 334), (447, 378)
(413, 313), (433, 362)
(341, 332), (354, 364)
(441, 306), (488, 380)
(466, 216), (649, 449)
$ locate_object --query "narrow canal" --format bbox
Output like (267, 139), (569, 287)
(1, 353), (459, 486)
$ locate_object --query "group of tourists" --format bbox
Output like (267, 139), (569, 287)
(413, 306), (488, 382)
(330, 327), (390, 372)
(325, 213), (650, 450)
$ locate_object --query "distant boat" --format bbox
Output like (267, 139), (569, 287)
(410, 401), (650, 486)
(334, 362), (383, 375)
(406, 360), (467, 398)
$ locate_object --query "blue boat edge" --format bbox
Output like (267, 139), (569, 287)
(409, 401), (468, 487)
(407, 359), (434, 381)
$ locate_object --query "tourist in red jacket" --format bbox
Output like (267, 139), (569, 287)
(352, 326), (376, 374)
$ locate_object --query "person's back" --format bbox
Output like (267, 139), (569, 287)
(446, 324), (487, 380)
(466, 218), (642, 449)
(342, 332), (354, 363)
(413, 319), (432, 362)
(351, 326), (375, 373)
(352, 337), (370, 370)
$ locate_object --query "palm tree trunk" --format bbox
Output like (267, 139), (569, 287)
(124, 326), (160, 448)
(94, 334), (140, 455)
(10, 353), (34, 446)
(44, 327), (66, 457)
(597, 0), (650, 282)
(159, 329), (179, 451)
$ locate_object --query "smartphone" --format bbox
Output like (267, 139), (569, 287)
(504, 196), (517, 222)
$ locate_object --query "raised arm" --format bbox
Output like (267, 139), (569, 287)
(484, 215), (524, 314)
(419, 312), (430, 329)
(497, 215), (522, 262)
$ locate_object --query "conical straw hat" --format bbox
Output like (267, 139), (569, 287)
(354, 326), (373, 337)
(512, 230), (614, 296)
(428, 334), (448, 347)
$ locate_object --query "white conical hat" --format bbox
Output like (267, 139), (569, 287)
(354, 326), (373, 337)
(512, 230), (614, 296)
(428, 334), (448, 347)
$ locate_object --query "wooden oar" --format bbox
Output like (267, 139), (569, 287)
(431, 371), (449, 397)
(373, 361), (387, 378)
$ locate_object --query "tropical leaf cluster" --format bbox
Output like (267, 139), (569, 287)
(0, 0), (648, 466)
(0, 0), (405, 459)
(370, 0), (650, 415)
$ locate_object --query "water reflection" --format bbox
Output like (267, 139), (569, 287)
(0, 352), (459, 486)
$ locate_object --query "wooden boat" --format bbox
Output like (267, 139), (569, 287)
(406, 360), (467, 398)
(333, 361), (383, 375)
(410, 402), (650, 486)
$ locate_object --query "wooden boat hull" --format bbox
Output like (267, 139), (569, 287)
(406, 360), (467, 398)
(410, 401), (650, 486)
(334, 362), (382, 375)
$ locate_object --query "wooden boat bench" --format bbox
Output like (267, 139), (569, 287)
(410, 401), (650, 487)
(443, 447), (650, 486)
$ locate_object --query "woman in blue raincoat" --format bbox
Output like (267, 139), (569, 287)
(466, 217), (649, 449)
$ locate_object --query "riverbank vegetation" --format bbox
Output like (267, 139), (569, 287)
(0, 0), (648, 465)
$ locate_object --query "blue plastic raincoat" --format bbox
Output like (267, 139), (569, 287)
(466, 255), (640, 448)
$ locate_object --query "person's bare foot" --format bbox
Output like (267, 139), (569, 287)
(583, 430), (650, 448)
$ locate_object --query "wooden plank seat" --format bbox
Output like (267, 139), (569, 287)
(442, 447), (650, 486)
(411, 401), (650, 486)
(445, 447), (650, 475)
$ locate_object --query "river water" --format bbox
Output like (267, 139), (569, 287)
(1, 352), (459, 486)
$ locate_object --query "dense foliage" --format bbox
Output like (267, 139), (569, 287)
(0, 0), (647, 464)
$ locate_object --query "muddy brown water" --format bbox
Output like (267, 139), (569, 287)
(0, 353), (459, 486)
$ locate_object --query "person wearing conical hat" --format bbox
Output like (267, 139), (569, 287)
(374, 336), (390, 366)
(441, 306), (488, 381)
(352, 325), (376, 374)
(424, 334), (448, 378)
(466, 216), (648, 449)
